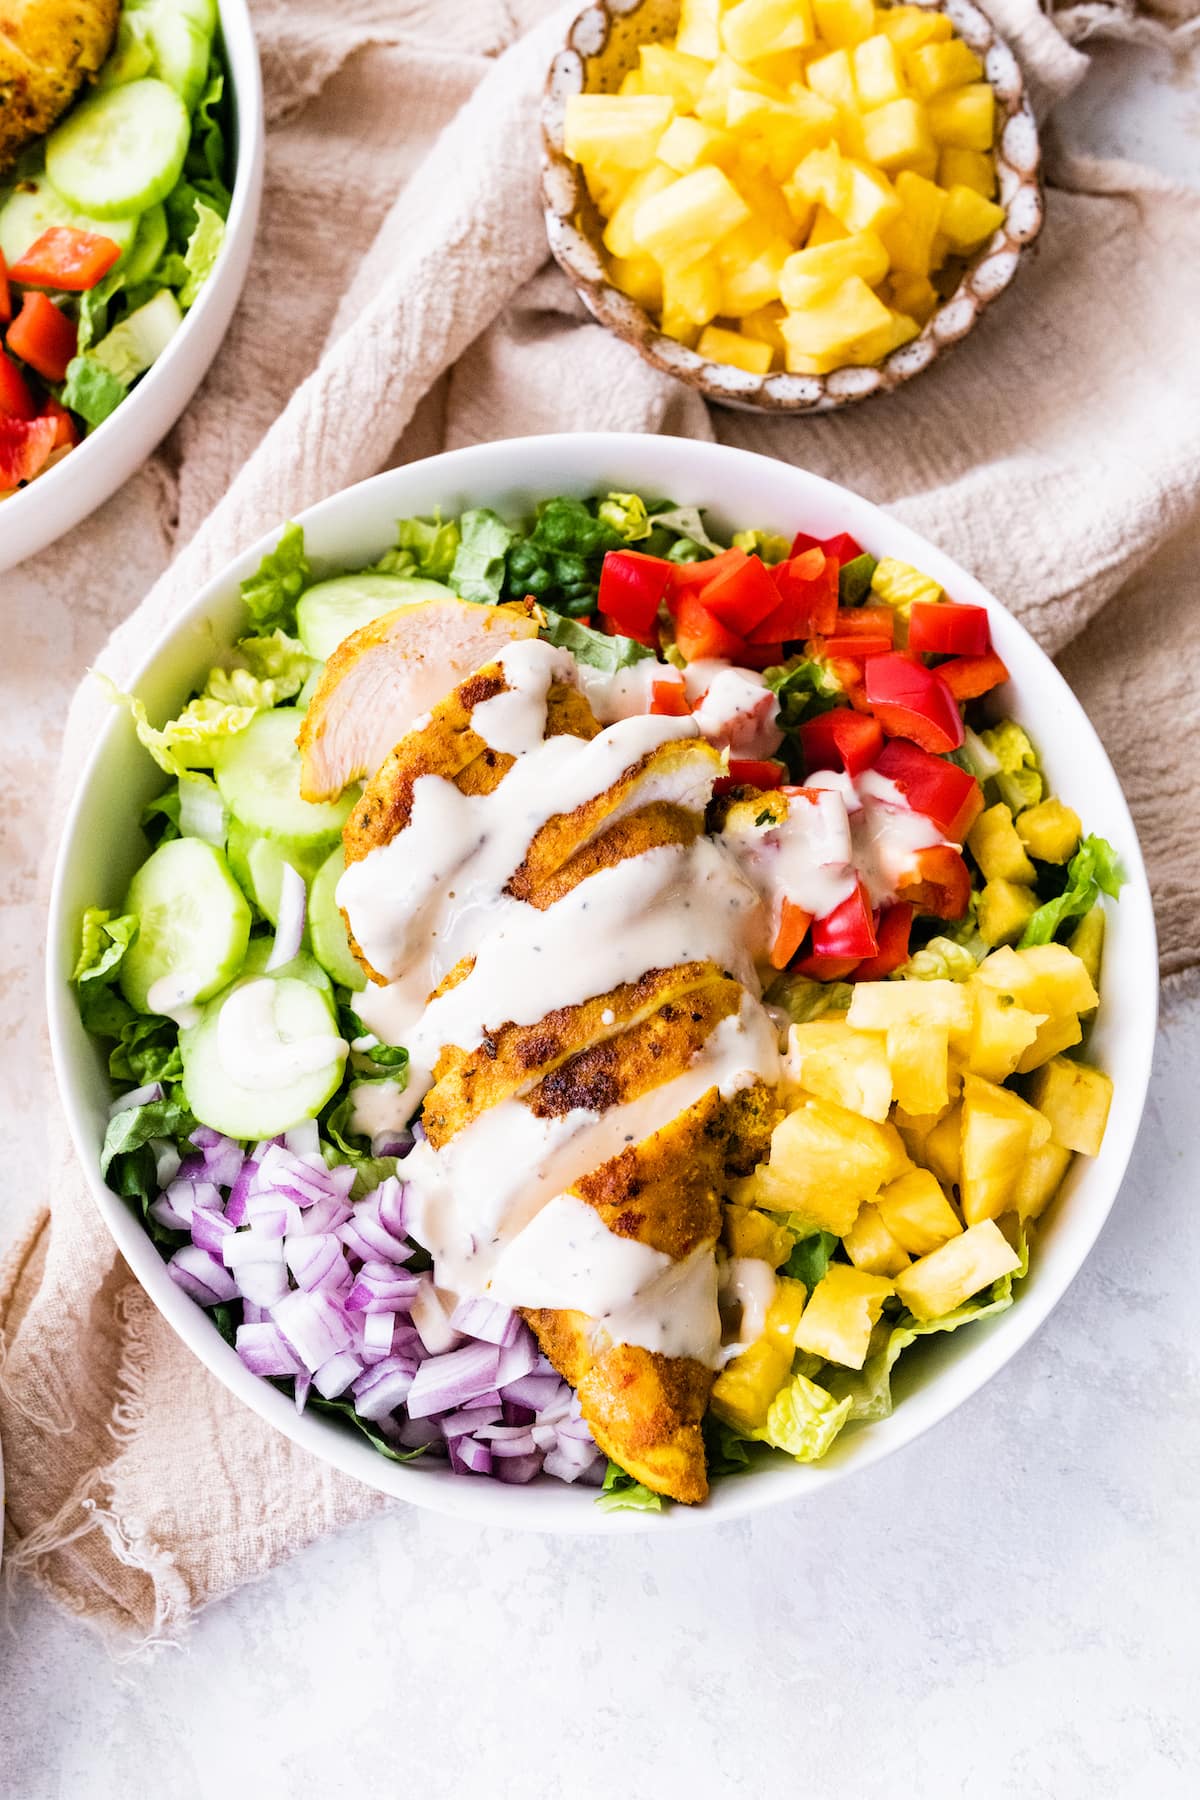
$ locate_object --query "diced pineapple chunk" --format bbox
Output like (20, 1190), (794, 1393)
(967, 981), (1044, 1082)
(1014, 1010), (1083, 1075)
(891, 1103), (942, 1161)
(730, 153), (803, 238)
(1015, 798), (1082, 865)
(675, 0), (723, 60)
(695, 56), (779, 127)
(697, 322), (774, 371)
(805, 47), (860, 115)
(607, 253), (663, 312)
(724, 1204), (796, 1266)
(619, 69), (646, 97)
(779, 230), (889, 307)
(718, 221), (792, 314)
(837, 158), (902, 230)
(879, 169), (945, 274)
(848, 977), (973, 1037)
(924, 1100), (962, 1186)
(938, 146), (996, 197)
(870, 554), (942, 612)
(741, 300), (788, 355)
(978, 878), (1038, 947)
(603, 164), (676, 257)
(765, 1275), (809, 1348)
(843, 1202), (911, 1276)
(876, 1167), (963, 1254)
(726, 87), (839, 178)
(755, 1095), (907, 1233)
(786, 1018), (893, 1120)
(928, 84), (995, 151)
(904, 38), (984, 100)
(893, 1219), (1019, 1320)
(879, 6), (954, 53)
(660, 256), (722, 334)
(780, 274), (893, 365)
(1011, 1140), (1073, 1221)
(1067, 907), (1105, 991)
(887, 270), (938, 321)
(711, 1336), (793, 1431)
(722, 0), (816, 62)
(960, 1072), (1050, 1224)
(813, 0), (876, 49)
(564, 94), (675, 170)
(806, 203), (851, 244)
(657, 114), (734, 172)
(853, 34), (906, 109)
(583, 161), (636, 220)
(862, 97), (936, 174)
(848, 306), (919, 364)
(1027, 1057), (1113, 1155)
(975, 944), (1098, 1018)
(633, 165), (752, 264)
(969, 803), (1036, 884)
(940, 182), (1005, 249)
(887, 1019), (951, 1114)
(639, 43), (712, 107)
(795, 1263), (894, 1368)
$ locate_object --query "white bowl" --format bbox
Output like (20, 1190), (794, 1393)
(0, 1), (264, 575)
(47, 433), (1158, 1534)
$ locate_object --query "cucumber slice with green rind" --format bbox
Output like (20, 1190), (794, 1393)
(214, 709), (355, 846)
(225, 819), (334, 927)
(309, 848), (365, 992)
(119, 838), (251, 1015)
(181, 975), (347, 1139)
(146, 8), (215, 111)
(238, 934), (332, 993)
(0, 179), (138, 267)
(120, 203), (168, 285)
(295, 575), (453, 663)
(45, 79), (190, 221)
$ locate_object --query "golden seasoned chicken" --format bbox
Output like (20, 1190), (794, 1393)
(0, 0), (118, 173)
(298, 598), (539, 801)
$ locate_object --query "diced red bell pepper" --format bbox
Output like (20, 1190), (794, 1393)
(908, 601), (990, 657)
(834, 605), (894, 641)
(713, 756), (787, 795)
(736, 640), (785, 670)
(849, 903), (914, 980)
(673, 591), (745, 663)
(7, 225), (123, 292)
(770, 899), (813, 971)
(650, 679), (690, 716)
(799, 708), (883, 777)
(598, 549), (674, 644)
(874, 739), (983, 842)
(7, 292), (77, 382)
(895, 846), (972, 920)
(40, 394), (79, 449)
(809, 879), (878, 962)
(864, 651), (964, 754)
(818, 633), (894, 663)
(668, 546), (744, 605)
(696, 549), (780, 635)
(793, 950), (861, 980)
(0, 249), (11, 325)
(0, 413), (57, 488)
(936, 649), (1010, 700)
(0, 348), (36, 420)
(748, 547), (839, 643)
(791, 528), (864, 566)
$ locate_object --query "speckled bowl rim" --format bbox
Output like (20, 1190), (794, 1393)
(542, 0), (1044, 413)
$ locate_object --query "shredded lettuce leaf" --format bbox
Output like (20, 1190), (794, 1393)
(108, 1015), (183, 1086)
(732, 527), (790, 564)
(838, 553), (878, 606)
(765, 971), (853, 1023)
(763, 658), (844, 731)
(386, 510), (462, 581)
(102, 678), (258, 776)
(539, 611), (654, 675)
(178, 198), (225, 308)
(101, 1090), (195, 1182)
(449, 508), (515, 605)
(240, 523), (312, 633)
(645, 504), (724, 554)
(781, 1230), (839, 1289)
(59, 354), (127, 426)
(901, 934), (982, 982)
(74, 908), (139, 1035)
(596, 1460), (664, 1513)
(751, 1371), (852, 1462)
(1020, 835), (1124, 947)
(980, 719), (1042, 814)
(204, 630), (315, 709)
(597, 491), (651, 542)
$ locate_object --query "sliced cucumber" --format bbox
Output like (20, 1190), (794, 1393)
(238, 934), (332, 994)
(181, 974), (347, 1139)
(225, 818), (332, 926)
(309, 848), (366, 992)
(295, 574), (452, 663)
(0, 178), (138, 268)
(45, 79), (190, 221)
(145, 0), (218, 111)
(213, 709), (356, 847)
(90, 290), (182, 384)
(96, 14), (157, 87)
(121, 203), (168, 285)
(119, 838), (251, 1016)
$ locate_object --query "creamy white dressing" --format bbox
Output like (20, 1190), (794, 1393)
(215, 980), (348, 1091)
(347, 1077), (412, 1141)
(147, 973), (204, 1029)
(692, 666), (783, 759)
(808, 767), (945, 908)
(716, 1255), (778, 1366)
(576, 657), (680, 724)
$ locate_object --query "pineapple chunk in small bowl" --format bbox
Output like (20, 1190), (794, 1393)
(541, 0), (1043, 412)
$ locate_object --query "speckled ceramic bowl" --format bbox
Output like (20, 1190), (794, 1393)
(542, 0), (1043, 413)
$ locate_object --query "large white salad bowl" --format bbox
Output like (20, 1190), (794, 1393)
(0, 0), (264, 575)
(46, 433), (1158, 1533)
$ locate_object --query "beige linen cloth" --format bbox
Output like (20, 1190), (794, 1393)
(1, 0), (1198, 1644)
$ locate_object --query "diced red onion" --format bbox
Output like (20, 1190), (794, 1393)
(360, 1310), (395, 1361)
(543, 1446), (598, 1484)
(555, 1415), (594, 1442)
(531, 1422), (558, 1451)
(149, 1193), (191, 1232)
(345, 1263), (421, 1314)
(273, 1288), (355, 1371)
(494, 1453), (541, 1484)
(236, 1320), (304, 1378)
(191, 1126), (224, 1150)
(168, 1244), (240, 1307)
(449, 1296), (521, 1348)
(463, 1389), (502, 1410)
(191, 1207), (235, 1255)
(225, 1159), (257, 1225)
(394, 1415), (442, 1450)
(283, 1121), (320, 1159)
(289, 1193), (352, 1236)
(108, 1082), (164, 1120)
(284, 1233), (346, 1293)
(199, 1135), (245, 1189)
(313, 1349), (362, 1399)
(152, 1140), (181, 1189)
(410, 1276), (464, 1355)
(441, 1403), (503, 1438)
(242, 1301), (267, 1325)
(407, 1341), (501, 1418)
(352, 1356), (418, 1420)
(222, 1229), (285, 1269)
(372, 1130), (414, 1158)
(551, 1430), (601, 1470)
(498, 1370), (560, 1412)
(455, 1436), (492, 1476)
(244, 1194), (301, 1238)
(266, 863), (307, 970)
(294, 1373), (312, 1414)
(337, 1197), (412, 1266)
(502, 1399), (535, 1427)
(374, 1176), (408, 1236)
(237, 1261), (290, 1307)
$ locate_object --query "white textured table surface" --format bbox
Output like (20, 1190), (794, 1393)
(3, 38), (1199, 1800)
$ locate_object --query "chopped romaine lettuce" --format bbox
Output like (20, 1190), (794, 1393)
(596, 1460), (664, 1513)
(765, 971), (853, 1023)
(732, 527), (790, 564)
(763, 658), (844, 731)
(74, 908), (139, 1035)
(178, 198), (224, 308)
(539, 611), (654, 675)
(387, 510), (461, 581)
(59, 354), (127, 427)
(980, 719), (1042, 813)
(752, 1370), (852, 1462)
(597, 491), (651, 542)
(1020, 835), (1123, 947)
(240, 523), (312, 633)
(901, 934), (982, 982)
(645, 504), (724, 554)
(782, 1229), (839, 1289)
(449, 508), (515, 605)
(838, 553), (878, 606)
(109, 1015), (183, 1086)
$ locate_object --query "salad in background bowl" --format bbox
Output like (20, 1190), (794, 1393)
(48, 434), (1157, 1530)
(0, 0), (262, 572)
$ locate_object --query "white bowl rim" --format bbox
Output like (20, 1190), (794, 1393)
(0, 0), (265, 570)
(46, 431), (1159, 1535)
